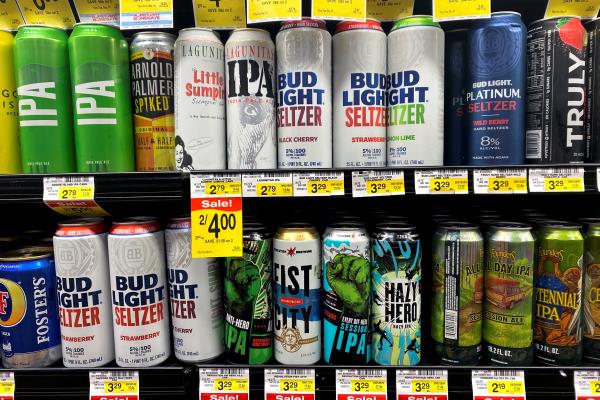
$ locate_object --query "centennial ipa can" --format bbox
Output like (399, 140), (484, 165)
(586, 19), (600, 162)
(444, 29), (467, 166)
(583, 219), (600, 362)
(0, 31), (21, 174)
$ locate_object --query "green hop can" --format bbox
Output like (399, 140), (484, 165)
(582, 218), (600, 363)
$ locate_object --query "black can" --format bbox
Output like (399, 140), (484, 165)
(586, 19), (600, 162)
(444, 29), (467, 166)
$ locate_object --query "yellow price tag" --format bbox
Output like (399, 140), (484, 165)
(591, 380), (600, 394)
(191, 198), (243, 258)
(307, 180), (344, 195)
(487, 380), (524, 395)
(430, 178), (468, 193)
(248, 0), (301, 22)
(194, 0), (245, 28)
(367, 0), (413, 21)
(544, 177), (583, 192)
(351, 379), (386, 393)
(213, 378), (248, 392)
(205, 181), (242, 196)
(312, 0), (366, 20)
(488, 177), (527, 193)
(73, 0), (119, 23)
(545, 0), (600, 19)
(256, 183), (293, 197)
(19, 0), (76, 27)
(433, 0), (490, 21)
(57, 186), (94, 200)
(411, 380), (447, 394)
(104, 380), (138, 394)
(0, 0), (25, 30)
(0, 381), (14, 395)
(279, 379), (315, 392)
(365, 179), (405, 195)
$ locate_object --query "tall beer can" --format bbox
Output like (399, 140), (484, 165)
(333, 20), (387, 168)
(586, 19), (600, 162)
(108, 217), (170, 367)
(165, 217), (224, 363)
(387, 16), (444, 167)
(69, 23), (134, 172)
(582, 219), (600, 362)
(225, 29), (277, 169)
(174, 28), (226, 171)
(444, 29), (467, 166)
(276, 19), (332, 168)
(53, 218), (114, 367)
(0, 31), (21, 174)
(130, 32), (176, 171)
(14, 25), (75, 173)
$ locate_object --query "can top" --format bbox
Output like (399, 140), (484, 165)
(374, 222), (417, 232)
(167, 216), (191, 230)
(391, 15), (440, 31)
(72, 22), (121, 29)
(71, 22), (125, 40)
(335, 19), (384, 34)
(489, 221), (532, 231)
(491, 11), (522, 17)
(132, 31), (177, 41)
(538, 220), (582, 230)
(578, 217), (600, 227)
(438, 221), (479, 230)
(17, 24), (66, 31)
(280, 19), (327, 31)
(0, 246), (53, 262)
(178, 27), (221, 40)
(243, 222), (270, 240)
(278, 222), (317, 230)
(327, 222), (366, 230)
(56, 218), (106, 237)
(110, 217), (161, 235)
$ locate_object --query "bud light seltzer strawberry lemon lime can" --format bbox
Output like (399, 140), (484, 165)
(108, 217), (170, 367)
(333, 19), (387, 168)
(53, 218), (114, 367)
(276, 19), (332, 168)
(0, 30), (21, 174)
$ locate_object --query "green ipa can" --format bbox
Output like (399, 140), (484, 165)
(582, 219), (600, 362)
(69, 23), (134, 172)
(432, 222), (484, 365)
(14, 25), (75, 173)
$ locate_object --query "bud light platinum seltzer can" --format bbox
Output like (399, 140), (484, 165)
(333, 20), (387, 168)
(174, 28), (226, 171)
(273, 223), (321, 365)
(108, 217), (171, 367)
(225, 28), (277, 169)
(276, 19), (332, 169)
(387, 16), (444, 167)
(54, 218), (115, 367)
(166, 217), (224, 363)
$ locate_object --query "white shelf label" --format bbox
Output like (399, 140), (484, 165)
(0, 372), (15, 400)
(336, 369), (387, 400)
(264, 368), (315, 400)
(199, 368), (250, 400)
(396, 369), (448, 400)
(242, 172), (293, 197)
(574, 370), (600, 400)
(43, 176), (109, 217)
(471, 370), (525, 400)
(528, 168), (585, 193)
(352, 170), (405, 197)
(190, 173), (243, 197)
(293, 172), (345, 197)
(473, 169), (528, 194)
(89, 371), (139, 400)
(414, 169), (469, 195)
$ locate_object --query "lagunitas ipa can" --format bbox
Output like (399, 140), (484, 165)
(273, 223), (321, 365)
(53, 218), (114, 367)
(0, 31), (20, 174)
(586, 19), (600, 162)
(108, 217), (170, 367)
(582, 219), (600, 362)
(69, 23), (134, 172)
(130, 32), (176, 171)
(276, 19), (332, 168)
(225, 29), (277, 169)
(174, 28), (226, 171)
(444, 29), (467, 166)
(165, 217), (223, 363)
(387, 16), (444, 167)
(333, 20), (387, 168)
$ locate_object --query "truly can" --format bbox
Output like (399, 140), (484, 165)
(130, 32), (176, 171)
(583, 219), (600, 362)
(444, 29), (467, 166)
(586, 19), (600, 162)
(224, 222), (273, 364)
(225, 29), (277, 169)
(0, 31), (21, 174)
(371, 223), (422, 366)
(534, 222), (583, 365)
(387, 16), (444, 167)
(108, 217), (170, 367)
(466, 12), (527, 165)
(526, 17), (588, 163)
(174, 28), (226, 171)
(0, 247), (62, 368)
(323, 222), (371, 364)
(483, 222), (535, 366)
(69, 23), (134, 172)
(165, 217), (223, 363)
(333, 20), (387, 168)
(13, 25), (75, 173)
(53, 218), (114, 367)
(273, 223), (321, 365)
(276, 19), (332, 169)
(431, 222), (484, 365)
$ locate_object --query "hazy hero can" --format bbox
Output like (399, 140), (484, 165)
(0, 30), (21, 174)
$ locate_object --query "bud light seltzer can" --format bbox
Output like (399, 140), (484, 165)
(371, 223), (422, 366)
(387, 16), (444, 167)
(166, 217), (224, 363)
(526, 17), (588, 164)
(108, 217), (170, 367)
(333, 20), (387, 168)
(174, 28), (226, 171)
(0, 247), (62, 368)
(444, 29), (467, 166)
(276, 19), (332, 169)
(273, 223), (321, 365)
(323, 222), (371, 364)
(0, 31), (21, 174)
(225, 28), (277, 169)
(585, 19), (600, 162)
(130, 32), (176, 171)
(582, 219), (600, 362)
(54, 218), (114, 367)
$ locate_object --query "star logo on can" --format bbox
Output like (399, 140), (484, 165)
(286, 247), (296, 257)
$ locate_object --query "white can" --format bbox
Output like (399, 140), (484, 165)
(276, 19), (332, 168)
(174, 28), (226, 171)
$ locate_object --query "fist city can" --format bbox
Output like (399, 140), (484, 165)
(582, 219), (600, 362)
(333, 20), (387, 168)
(0, 30), (21, 174)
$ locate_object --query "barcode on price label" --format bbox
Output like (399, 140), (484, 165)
(90, 371), (139, 400)
(293, 172), (345, 196)
(529, 168), (585, 193)
(396, 369), (448, 400)
(472, 370), (525, 400)
(574, 370), (600, 400)
(336, 369), (387, 400)
(473, 169), (527, 194)
(414, 169), (469, 194)
(242, 172), (293, 197)
(43, 176), (109, 217)
(265, 369), (315, 400)
(0, 372), (14, 399)
(352, 170), (405, 197)
(199, 368), (250, 400)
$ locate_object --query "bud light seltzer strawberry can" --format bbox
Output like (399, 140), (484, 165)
(276, 19), (332, 168)
(108, 217), (170, 367)
(54, 218), (114, 367)
(226, 29), (277, 169)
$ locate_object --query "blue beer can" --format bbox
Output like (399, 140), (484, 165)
(445, 29), (468, 165)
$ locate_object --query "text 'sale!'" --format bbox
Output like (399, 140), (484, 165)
(0, 31), (21, 174)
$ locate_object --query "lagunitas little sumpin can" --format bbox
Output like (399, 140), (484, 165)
(0, 30), (21, 174)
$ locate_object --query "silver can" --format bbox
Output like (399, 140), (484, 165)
(225, 28), (277, 169)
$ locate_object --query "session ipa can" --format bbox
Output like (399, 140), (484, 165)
(0, 30), (20, 174)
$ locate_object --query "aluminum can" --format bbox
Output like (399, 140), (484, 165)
(165, 217), (223, 363)
(14, 25), (75, 173)
(0, 31), (20, 174)
(174, 28), (226, 171)
(586, 19), (600, 162)
(225, 29), (276, 169)
(69, 23), (134, 172)
(444, 29), (467, 166)
(466, 12), (527, 165)
(431, 222), (484, 365)
(333, 20), (387, 168)
(387, 16), (444, 167)
(0, 247), (62, 368)
(224, 222), (273, 364)
(534, 222), (583, 366)
(583, 219), (600, 362)
(526, 17), (588, 164)
(371, 223), (422, 366)
(53, 218), (114, 367)
(130, 32), (175, 171)
(323, 222), (371, 364)
(484, 222), (535, 366)
(108, 217), (170, 367)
